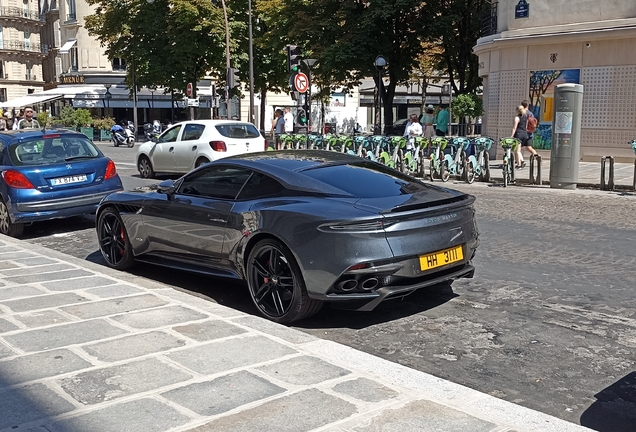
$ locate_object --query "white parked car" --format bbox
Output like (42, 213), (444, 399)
(136, 120), (267, 178)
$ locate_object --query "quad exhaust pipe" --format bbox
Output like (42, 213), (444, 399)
(337, 278), (380, 292)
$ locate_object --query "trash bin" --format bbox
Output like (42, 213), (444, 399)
(550, 83), (584, 190)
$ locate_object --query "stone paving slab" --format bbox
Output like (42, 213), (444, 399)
(0, 236), (593, 432)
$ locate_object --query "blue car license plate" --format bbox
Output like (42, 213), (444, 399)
(51, 174), (87, 186)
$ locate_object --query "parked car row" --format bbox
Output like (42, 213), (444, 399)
(0, 121), (479, 324)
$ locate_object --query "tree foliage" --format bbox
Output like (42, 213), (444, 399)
(423, 0), (487, 95)
(256, 0), (425, 126)
(452, 93), (483, 120)
(85, 0), (226, 96)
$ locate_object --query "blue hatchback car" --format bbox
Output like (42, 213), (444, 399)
(0, 129), (123, 237)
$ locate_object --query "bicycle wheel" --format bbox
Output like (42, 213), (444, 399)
(440, 160), (450, 182)
(429, 159), (435, 181)
(465, 159), (475, 184)
(482, 152), (490, 182)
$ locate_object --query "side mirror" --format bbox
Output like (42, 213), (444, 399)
(156, 179), (176, 195)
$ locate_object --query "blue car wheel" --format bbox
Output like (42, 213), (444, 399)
(0, 199), (24, 237)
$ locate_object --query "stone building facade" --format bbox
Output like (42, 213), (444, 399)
(474, 0), (636, 159)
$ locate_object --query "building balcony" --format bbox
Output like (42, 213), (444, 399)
(0, 40), (49, 56)
(0, 7), (45, 24)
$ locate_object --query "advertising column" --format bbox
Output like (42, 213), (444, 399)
(549, 84), (584, 190)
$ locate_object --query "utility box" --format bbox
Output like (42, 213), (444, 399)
(550, 83), (584, 190)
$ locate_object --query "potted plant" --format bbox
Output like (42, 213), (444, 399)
(59, 107), (94, 139)
(93, 117), (116, 141)
(35, 111), (50, 128)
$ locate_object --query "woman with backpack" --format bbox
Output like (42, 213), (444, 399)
(511, 103), (537, 169)
(517, 100), (539, 168)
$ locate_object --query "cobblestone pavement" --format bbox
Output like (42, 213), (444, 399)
(0, 237), (590, 432)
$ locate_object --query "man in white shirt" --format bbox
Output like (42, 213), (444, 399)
(283, 107), (294, 133)
(405, 114), (422, 136)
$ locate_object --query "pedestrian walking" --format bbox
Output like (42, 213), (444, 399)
(12, 108), (24, 130)
(435, 104), (449, 136)
(283, 107), (294, 134)
(16, 107), (39, 129)
(273, 109), (285, 149)
(520, 100), (539, 163)
(421, 105), (436, 139)
(510, 105), (534, 169)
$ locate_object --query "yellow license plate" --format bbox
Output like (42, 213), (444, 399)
(419, 245), (464, 271)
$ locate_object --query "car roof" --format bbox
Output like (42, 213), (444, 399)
(175, 120), (257, 127)
(215, 150), (369, 196)
(0, 128), (86, 142)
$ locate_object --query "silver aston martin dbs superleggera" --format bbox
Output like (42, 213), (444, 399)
(96, 150), (479, 323)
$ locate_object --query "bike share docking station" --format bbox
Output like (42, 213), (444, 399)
(529, 154), (542, 185)
(550, 84), (584, 190)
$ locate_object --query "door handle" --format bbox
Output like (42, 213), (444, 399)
(169, 147), (174, 152)
(192, 146), (197, 150)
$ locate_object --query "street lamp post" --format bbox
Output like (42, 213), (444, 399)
(104, 84), (111, 114)
(149, 86), (156, 116)
(248, 0), (254, 125)
(302, 58), (317, 131)
(374, 55), (387, 134)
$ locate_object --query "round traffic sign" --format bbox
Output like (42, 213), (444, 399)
(186, 83), (193, 97)
(294, 73), (309, 93)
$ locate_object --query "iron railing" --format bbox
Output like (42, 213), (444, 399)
(0, 6), (44, 21)
(481, 1), (498, 37)
(0, 40), (48, 54)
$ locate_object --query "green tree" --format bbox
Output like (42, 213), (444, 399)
(424, 0), (487, 95)
(229, 0), (289, 129)
(58, 107), (93, 128)
(257, 0), (425, 127)
(452, 93), (483, 120)
(85, 0), (226, 97)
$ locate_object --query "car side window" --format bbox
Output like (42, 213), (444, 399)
(237, 172), (285, 200)
(159, 125), (182, 143)
(182, 124), (205, 141)
(215, 123), (260, 139)
(178, 165), (252, 200)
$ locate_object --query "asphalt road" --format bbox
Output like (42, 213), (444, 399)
(23, 141), (636, 431)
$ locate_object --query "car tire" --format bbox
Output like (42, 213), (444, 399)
(247, 238), (322, 324)
(138, 156), (155, 179)
(195, 157), (209, 169)
(0, 199), (24, 238)
(97, 207), (135, 270)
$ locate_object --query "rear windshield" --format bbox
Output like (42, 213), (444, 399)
(215, 123), (260, 139)
(301, 162), (430, 198)
(9, 135), (101, 166)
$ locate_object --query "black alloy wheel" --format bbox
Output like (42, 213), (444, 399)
(247, 239), (322, 324)
(97, 208), (135, 270)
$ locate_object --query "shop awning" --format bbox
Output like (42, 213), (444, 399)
(0, 93), (63, 108)
(59, 39), (77, 54)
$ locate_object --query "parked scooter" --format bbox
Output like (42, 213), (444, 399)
(111, 123), (135, 148)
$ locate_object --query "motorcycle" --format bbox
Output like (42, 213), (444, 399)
(111, 123), (135, 148)
(143, 120), (162, 142)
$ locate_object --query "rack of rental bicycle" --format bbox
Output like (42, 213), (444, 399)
(270, 133), (499, 184)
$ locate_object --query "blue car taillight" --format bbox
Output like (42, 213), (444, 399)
(2, 170), (35, 189)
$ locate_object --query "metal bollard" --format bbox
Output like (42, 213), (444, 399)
(600, 156), (615, 191)
(633, 159), (636, 191)
(529, 154), (542, 185)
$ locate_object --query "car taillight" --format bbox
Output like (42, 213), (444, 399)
(2, 170), (35, 189)
(264, 138), (268, 151)
(104, 159), (117, 180)
(209, 141), (227, 152)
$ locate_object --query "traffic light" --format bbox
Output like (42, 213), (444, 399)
(297, 107), (307, 126)
(286, 45), (302, 73)
(227, 68), (239, 89)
